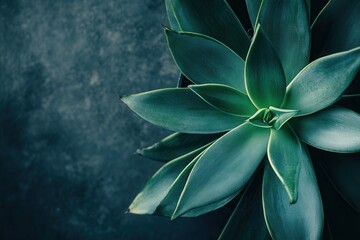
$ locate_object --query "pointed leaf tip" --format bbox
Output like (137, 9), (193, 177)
(268, 125), (302, 204)
(293, 106), (360, 153)
(245, 24), (286, 109)
(263, 145), (323, 240)
(173, 123), (269, 217)
(283, 46), (360, 116)
(165, 31), (246, 92)
(168, 0), (250, 59)
(188, 84), (256, 116)
(121, 88), (245, 133)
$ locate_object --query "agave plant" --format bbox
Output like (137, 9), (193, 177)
(122, 0), (360, 239)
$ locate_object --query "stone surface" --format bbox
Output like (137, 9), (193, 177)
(0, 1), (229, 239)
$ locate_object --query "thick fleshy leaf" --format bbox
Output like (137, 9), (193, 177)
(282, 47), (360, 116)
(245, 0), (262, 28)
(311, 0), (360, 59)
(189, 84), (256, 116)
(172, 123), (269, 218)
(169, 0), (250, 59)
(314, 149), (360, 213)
(121, 88), (246, 133)
(154, 152), (198, 217)
(269, 106), (298, 130)
(247, 108), (274, 129)
(155, 152), (239, 217)
(247, 107), (298, 130)
(219, 169), (271, 240)
(165, 0), (180, 31)
(310, 0), (360, 95)
(139, 132), (221, 162)
(292, 106), (360, 153)
(245, 25), (286, 109)
(262, 146), (324, 240)
(129, 148), (203, 215)
(257, 0), (310, 83)
(165, 30), (246, 92)
(268, 124), (302, 203)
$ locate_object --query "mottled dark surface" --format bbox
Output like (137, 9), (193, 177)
(0, 1), (229, 239)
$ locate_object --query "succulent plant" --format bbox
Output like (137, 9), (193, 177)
(121, 0), (360, 239)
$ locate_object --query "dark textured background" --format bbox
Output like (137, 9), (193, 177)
(0, 1), (229, 239)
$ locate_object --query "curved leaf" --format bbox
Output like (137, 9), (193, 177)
(247, 108), (274, 129)
(189, 84), (256, 116)
(183, 191), (239, 218)
(268, 124), (302, 203)
(245, 25), (286, 109)
(282, 47), (360, 116)
(219, 169), (271, 240)
(165, 30), (246, 92)
(154, 152), (198, 217)
(121, 88), (246, 133)
(292, 106), (360, 153)
(155, 152), (239, 217)
(269, 106), (298, 130)
(262, 146), (324, 240)
(139, 132), (222, 162)
(311, 0), (360, 59)
(165, 0), (180, 31)
(169, 0), (250, 59)
(310, 0), (360, 95)
(172, 123), (269, 218)
(257, 0), (310, 83)
(129, 148), (202, 215)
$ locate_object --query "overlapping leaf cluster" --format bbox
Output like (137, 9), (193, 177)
(122, 0), (360, 239)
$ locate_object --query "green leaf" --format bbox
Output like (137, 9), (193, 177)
(311, 0), (360, 59)
(258, 0), (310, 83)
(169, 0), (250, 59)
(165, 30), (246, 92)
(315, 150), (360, 213)
(154, 153), (198, 217)
(165, 0), (180, 31)
(247, 108), (274, 129)
(245, 25), (286, 109)
(247, 107), (298, 130)
(183, 191), (239, 217)
(268, 124), (302, 203)
(262, 146), (324, 240)
(269, 106), (298, 130)
(189, 84), (256, 116)
(218, 169), (271, 240)
(310, 0), (360, 96)
(282, 47), (360, 116)
(155, 151), (239, 217)
(292, 106), (360, 153)
(129, 147), (203, 215)
(139, 132), (222, 162)
(121, 88), (246, 134)
(172, 123), (269, 218)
